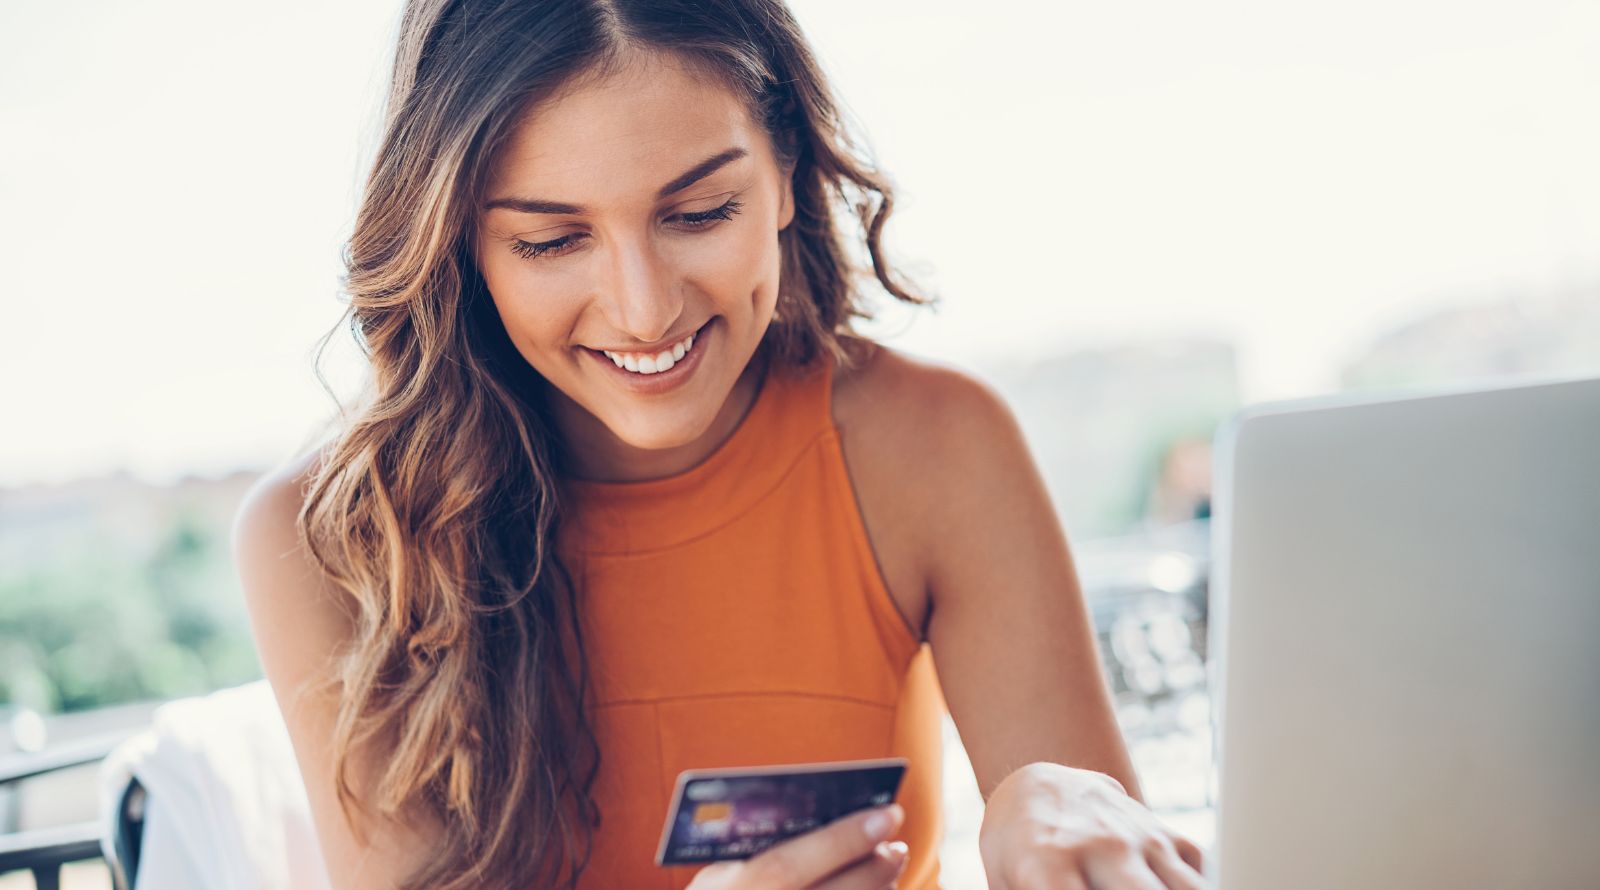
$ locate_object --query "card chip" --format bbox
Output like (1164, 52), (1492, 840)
(693, 802), (733, 824)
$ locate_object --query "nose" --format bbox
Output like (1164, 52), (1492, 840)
(597, 231), (683, 347)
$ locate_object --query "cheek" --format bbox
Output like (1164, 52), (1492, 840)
(675, 221), (783, 298)
(480, 258), (581, 351)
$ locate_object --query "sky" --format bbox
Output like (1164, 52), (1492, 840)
(2, 0), (1597, 486)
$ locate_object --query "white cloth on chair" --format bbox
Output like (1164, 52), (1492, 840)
(97, 679), (331, 890)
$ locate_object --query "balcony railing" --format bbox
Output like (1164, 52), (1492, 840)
(0, 729), (140, 890)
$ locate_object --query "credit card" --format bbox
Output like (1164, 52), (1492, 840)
(654, 757), (908, 866)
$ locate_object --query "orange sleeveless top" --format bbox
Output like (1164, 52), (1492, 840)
(554, 346), (947, 890)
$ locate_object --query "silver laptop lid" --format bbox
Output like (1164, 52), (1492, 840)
(1207, 374), (1600, 890)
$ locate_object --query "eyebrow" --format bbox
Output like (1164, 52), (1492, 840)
(483, 146), (750, 215)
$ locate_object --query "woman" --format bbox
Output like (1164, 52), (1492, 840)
(233, 1), (1210, 888)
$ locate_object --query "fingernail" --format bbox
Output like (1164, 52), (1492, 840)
(873, 840), (909, 864)
(862, 804), (902, 841)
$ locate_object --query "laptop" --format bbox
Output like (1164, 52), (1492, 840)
(1206, 373), (1600, 889)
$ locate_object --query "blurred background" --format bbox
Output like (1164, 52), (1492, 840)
(3, 0), (1597, 886)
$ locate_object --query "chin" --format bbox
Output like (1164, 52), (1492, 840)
(609, 416), (711, 452)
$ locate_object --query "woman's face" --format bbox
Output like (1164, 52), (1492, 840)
(474, 52), (794, 474)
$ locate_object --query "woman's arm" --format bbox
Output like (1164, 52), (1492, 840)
(233, 453), (447, 890)
(905, 366), (1140, 803)
(894, 360), (1209, 887)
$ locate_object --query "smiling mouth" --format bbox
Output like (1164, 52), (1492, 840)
(583, 319), (711, 368)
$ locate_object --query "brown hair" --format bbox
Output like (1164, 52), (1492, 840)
(297, 1), (934, 886)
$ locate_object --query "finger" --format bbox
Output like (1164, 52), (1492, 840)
(686, 861), (741, 890)
(745, 804), (905, 889)
(810, 840), (909, 890)
(1168, 835), (1207, 876)
(1146, 851), (1207, 890)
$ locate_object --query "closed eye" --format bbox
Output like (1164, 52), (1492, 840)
(507, 198), (745, 261)
(670, 198), (744, 229)
(509, 232), (584, 260)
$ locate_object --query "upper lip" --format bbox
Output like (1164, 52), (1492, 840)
(588, 320), (707, 354)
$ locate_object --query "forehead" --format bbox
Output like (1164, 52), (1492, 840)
(486, 54), (766, 204)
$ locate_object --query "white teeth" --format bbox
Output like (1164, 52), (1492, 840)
(602, 330), (698, 375)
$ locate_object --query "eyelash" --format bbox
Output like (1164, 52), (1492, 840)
(509, 198), (745, 261)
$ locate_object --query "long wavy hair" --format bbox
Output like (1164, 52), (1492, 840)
(295, 1), (934, 887)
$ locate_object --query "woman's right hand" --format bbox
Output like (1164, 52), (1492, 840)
(684, 803), (910, 890)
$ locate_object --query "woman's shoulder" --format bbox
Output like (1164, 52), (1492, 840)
(241, 443), (327, 506)
(825, 335), (1029, 639)
(831, 334), (1012, 439)
(232, 442), (335, 564)
(229, 441), (354, 769)
(231, 441), (349, 687)
(830, 333), (1023, 540)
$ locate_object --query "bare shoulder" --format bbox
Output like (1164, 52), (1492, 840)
(830, 336), (1027, 640)
(233, 447), (324, 561)
(232, 444), (353, 671)
(832, 335), (1022, 471)
(231, 444), (443, 888)
(232, 446), (345, 649)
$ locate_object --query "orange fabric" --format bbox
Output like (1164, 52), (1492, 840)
(555, 348), (947, 890)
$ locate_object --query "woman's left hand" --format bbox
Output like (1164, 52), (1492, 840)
(977, 761), (1211, 889)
